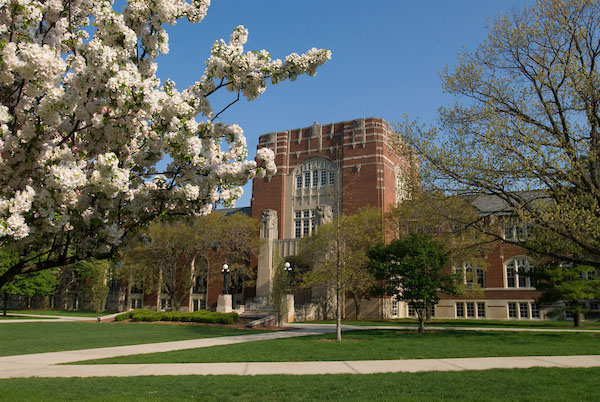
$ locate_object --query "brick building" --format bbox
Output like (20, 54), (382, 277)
(246, 117), (568, 321)
(107, 116), (596, 322)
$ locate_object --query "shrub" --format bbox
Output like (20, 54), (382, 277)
(115, 309), (238, 324)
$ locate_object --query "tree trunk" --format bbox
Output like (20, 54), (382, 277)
(425, 301), (432, 322)
(417, 308), (425, 333)
(2, 292), (7, 316)
(352, 292), (360, 320)
(573, 311), (581, 327)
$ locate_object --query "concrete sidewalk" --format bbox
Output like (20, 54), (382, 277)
(0, 328), (330, 379)
(1, 322), (599, 379)
(2, 355), (600, 378)
(0, 312), (122, 323)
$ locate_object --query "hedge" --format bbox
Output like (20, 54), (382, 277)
(114, 309), (239, 324)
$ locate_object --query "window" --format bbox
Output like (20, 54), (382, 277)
(429, 303), (435, 318)
(193, 274), (207, 294)
(391, 299), (398, 318)
(295, 158), (335, 190)
(503, 218), (529, 241)
(466, 302), (475, 318)
(295, 209), (317, 238)
(531, 303), (540, 318)
(508, 302), (517, 318)
(505, 258), (535, 288)
(456, 302), (465, 318)
(519, 302), (529, 319)
(477, 302), (486, 318)
(408, 304), (416, 317)
(329, 171), (335, 185)
(455, 263), (485, 288)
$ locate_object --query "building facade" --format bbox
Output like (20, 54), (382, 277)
(247, 117), (598, 322)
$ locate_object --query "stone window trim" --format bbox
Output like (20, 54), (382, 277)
(504, 257), (536, 289)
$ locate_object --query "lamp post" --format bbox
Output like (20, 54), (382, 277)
(283, 262), (292, 292)
(221, 264), (230, 295)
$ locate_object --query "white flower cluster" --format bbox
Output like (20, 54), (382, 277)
(0, 0), (329, 260)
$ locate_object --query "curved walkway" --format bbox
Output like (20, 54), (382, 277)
(1, 321), (599, 379)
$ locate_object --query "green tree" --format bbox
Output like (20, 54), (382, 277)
(74, 259), (112, 320)
(0, 247), (58, 316)
(396, 0), (600, 267)
(121, 212), (260, 311)
(391, 191), (495, 302)
(534, 261), (600, 327)
(368, 234), (459, 333)
(298, 207), (382, 329)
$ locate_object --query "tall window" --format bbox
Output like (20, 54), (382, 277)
(294, 158), (336, 189)
(507, 301), (539, 319)
(503, 218), (529, 241)
(295, 209), (317, 238)
(504, 258), (536, 288)
(456, 301), (486, 319)
(455, 263), (485, 288)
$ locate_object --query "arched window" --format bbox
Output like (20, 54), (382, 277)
(292, 157), (337, 238)
(454, 262), (485, 288)
(504, 257), (536, 288)
(294, 158), (336, 190)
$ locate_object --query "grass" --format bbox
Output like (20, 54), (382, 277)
(0, 322), (267, 357)
(75, 328), (600, 364)
(315, 318), (600, 329)
(6, 309), (113, 317)
(0, 368), (598, 401)
(0, 315), (55, 320)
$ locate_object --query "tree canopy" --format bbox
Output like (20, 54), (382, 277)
(121, 211), (259, 311)
(368, 233), (458, 333)
(298, 207), (382, 321)
(0, 0), (330, 290)
(396, 0), (600, 266)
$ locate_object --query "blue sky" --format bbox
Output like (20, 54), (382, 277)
(154, 0), (528, 207)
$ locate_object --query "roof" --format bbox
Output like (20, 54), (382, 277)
(469, 191), (549, 215)
(213, 207), (251, 217)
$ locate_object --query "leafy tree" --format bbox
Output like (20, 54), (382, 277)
(395, 0), (600, 267)
(122, 212), (260, 311)
(298, 207), (382, 326)
(391, 191), (495, 301)
(368, 234), (459, 333)
(0, 247), (58, 316)
(534, 261), (600, 327)
(73, 259), (112, 319)
(0, 1), (330, 290)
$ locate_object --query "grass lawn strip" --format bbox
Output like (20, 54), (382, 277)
(6, 309), (113, 318)
(316, 318), (600, 330)
(0, 367), (597, 401)
(74, 328), (600, 364)
(0, 322), (268, 357)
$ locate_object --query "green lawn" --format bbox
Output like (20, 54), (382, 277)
(0, 315), (55, 320)
(0, 322), (267, 357)
(75, 328), (600, 364)
(6, 309), (113, 318)
(0, 368), (598, 401)
(318, 318), (600, 329)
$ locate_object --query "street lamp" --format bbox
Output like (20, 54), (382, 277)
(221, 264), (230, 295)
(283, 262), (292, 292)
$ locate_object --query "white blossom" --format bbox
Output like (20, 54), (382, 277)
(0, 0), (329, 268)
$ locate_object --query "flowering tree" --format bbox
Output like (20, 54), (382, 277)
(0, 0), (330, 289)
